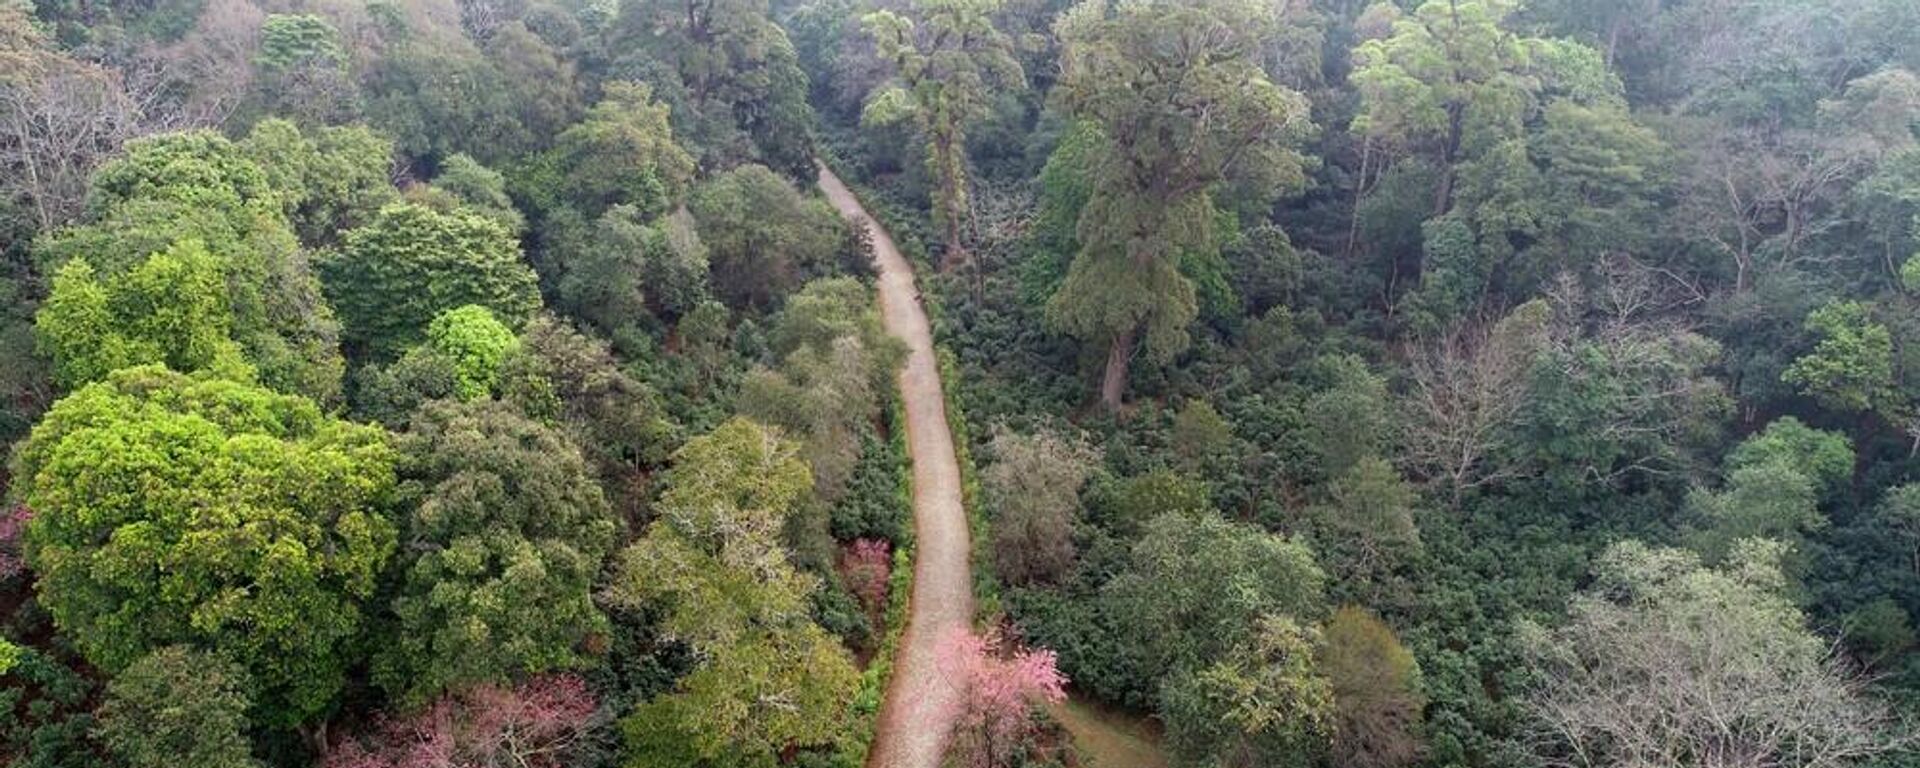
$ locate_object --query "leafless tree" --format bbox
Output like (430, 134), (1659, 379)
(1400, 301), (1551, 499)
(1524, 540), (1917, 768)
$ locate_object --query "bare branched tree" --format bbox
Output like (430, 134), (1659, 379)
(1401, 301), (1551, 498)
(1524, 540), (1917, 768)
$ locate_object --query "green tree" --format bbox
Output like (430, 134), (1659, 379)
(321, 202), (540, 359)
(1046, 0), (1315, 408)
(1782, 300), (1897, 414)
(689, 164), (856, 311)
(1160, 615), (1333, 768)
(1101, 511), (1325, 707)
(545, 82), (696, 219)
(34, 242), (246, 389)
(612, 0), (818, 176)
(607, 418), (859, 766)
(252, 14), (354, 125)
(412, 153), (525, 235)
(96, 647), (256, 768)
(35, 131), (346, 403)
(12, 366), (397, 728)
(238, 119), (398, 247)
(1349, 0), (1535, 218)
(423, 304), (518, 401)
(549, 205), (708, 334)
(1724, 416), (1855, 496)
(737, 278), (902, 500)
(376, 400), (617, 704)
(861, 0), (1023, 264)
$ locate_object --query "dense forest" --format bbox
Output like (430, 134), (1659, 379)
(2, 0), (1919, 767)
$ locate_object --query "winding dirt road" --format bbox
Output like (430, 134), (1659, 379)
(818, 165), (974, 768)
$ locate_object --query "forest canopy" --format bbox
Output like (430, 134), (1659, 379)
(3, 1), (1920, 768)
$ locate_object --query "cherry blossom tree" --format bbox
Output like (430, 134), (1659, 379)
(322, 674), (599, 768)
(939, 628), (1068, 768)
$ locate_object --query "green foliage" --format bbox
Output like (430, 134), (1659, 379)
(424, 304), (518, 400)
(97, 647), (256, 768)
(420, 154), (525, 235)
(35, 130), (346, 403)
(505, 315), (678, 471)
(612, 0), (818, 176)
(35, 242), (247, 389)
(1101, 511), (1326, 708)
(1089, 469), (1211, 538)
(0, 642), (99, 768)
(239, 120), (399, 247)
(1725, 417), (1855, 495)
(608, 418), (860, 767)
(1304, 354), (1393, 478)
(738, 278), (902, 501)
(376, 400), (616, 704)
(1046, 0), (1314, 405)
(861, 0), (1023, 257)
(546, 81), (695, 219)
(255, 15), (344, 73)
(690, 164), (858, 311)
(1783, 300), (1897, 413)
(1161, 615), (1333, 768)
(321, 202), (540, 359)
(12, 366), (396, 727)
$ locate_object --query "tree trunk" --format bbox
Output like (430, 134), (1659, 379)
(1100, 326), (1136, 411)
(299, 720), (329, 755)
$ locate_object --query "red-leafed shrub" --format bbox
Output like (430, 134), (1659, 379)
(840, 537), (892, 616)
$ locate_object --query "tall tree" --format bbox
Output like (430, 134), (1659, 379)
(861, 0), (1024, 266)
(96, 647), (256, 768)
(319, 202), (540, 360)
(1045, 0), (1314, 408)
(607, 418), (860, 766)
(375, 400), (616, 704)
(11, 366), (397, 729)
(613, 0), (818, 176)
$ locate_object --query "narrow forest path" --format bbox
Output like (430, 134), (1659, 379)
(818, 165), (974, 768)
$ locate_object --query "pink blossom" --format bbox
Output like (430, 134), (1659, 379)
(840, 538), (892, 615)
(938, 628), (1068, 768)
(0, 504), (32, 579)
(321, 674), (597, 768)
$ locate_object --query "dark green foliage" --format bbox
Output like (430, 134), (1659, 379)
(0, 642), (98, 768)
(377, 399), (617, 704)
(239, 120), (398, 248)
(830, 430), (907, 543)
(690, 165), (861, 311)
(97, 647), (255, 768)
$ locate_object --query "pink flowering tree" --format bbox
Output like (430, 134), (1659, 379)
(322, 674), (598, 768)
(840, 538), (892, 619)
(0, 504), (30, 580)
(939, 628), (1069, 768)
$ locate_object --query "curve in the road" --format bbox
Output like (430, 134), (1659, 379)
(817, 165), (974, 768)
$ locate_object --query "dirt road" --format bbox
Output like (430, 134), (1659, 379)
(818, 165), (974, 768)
